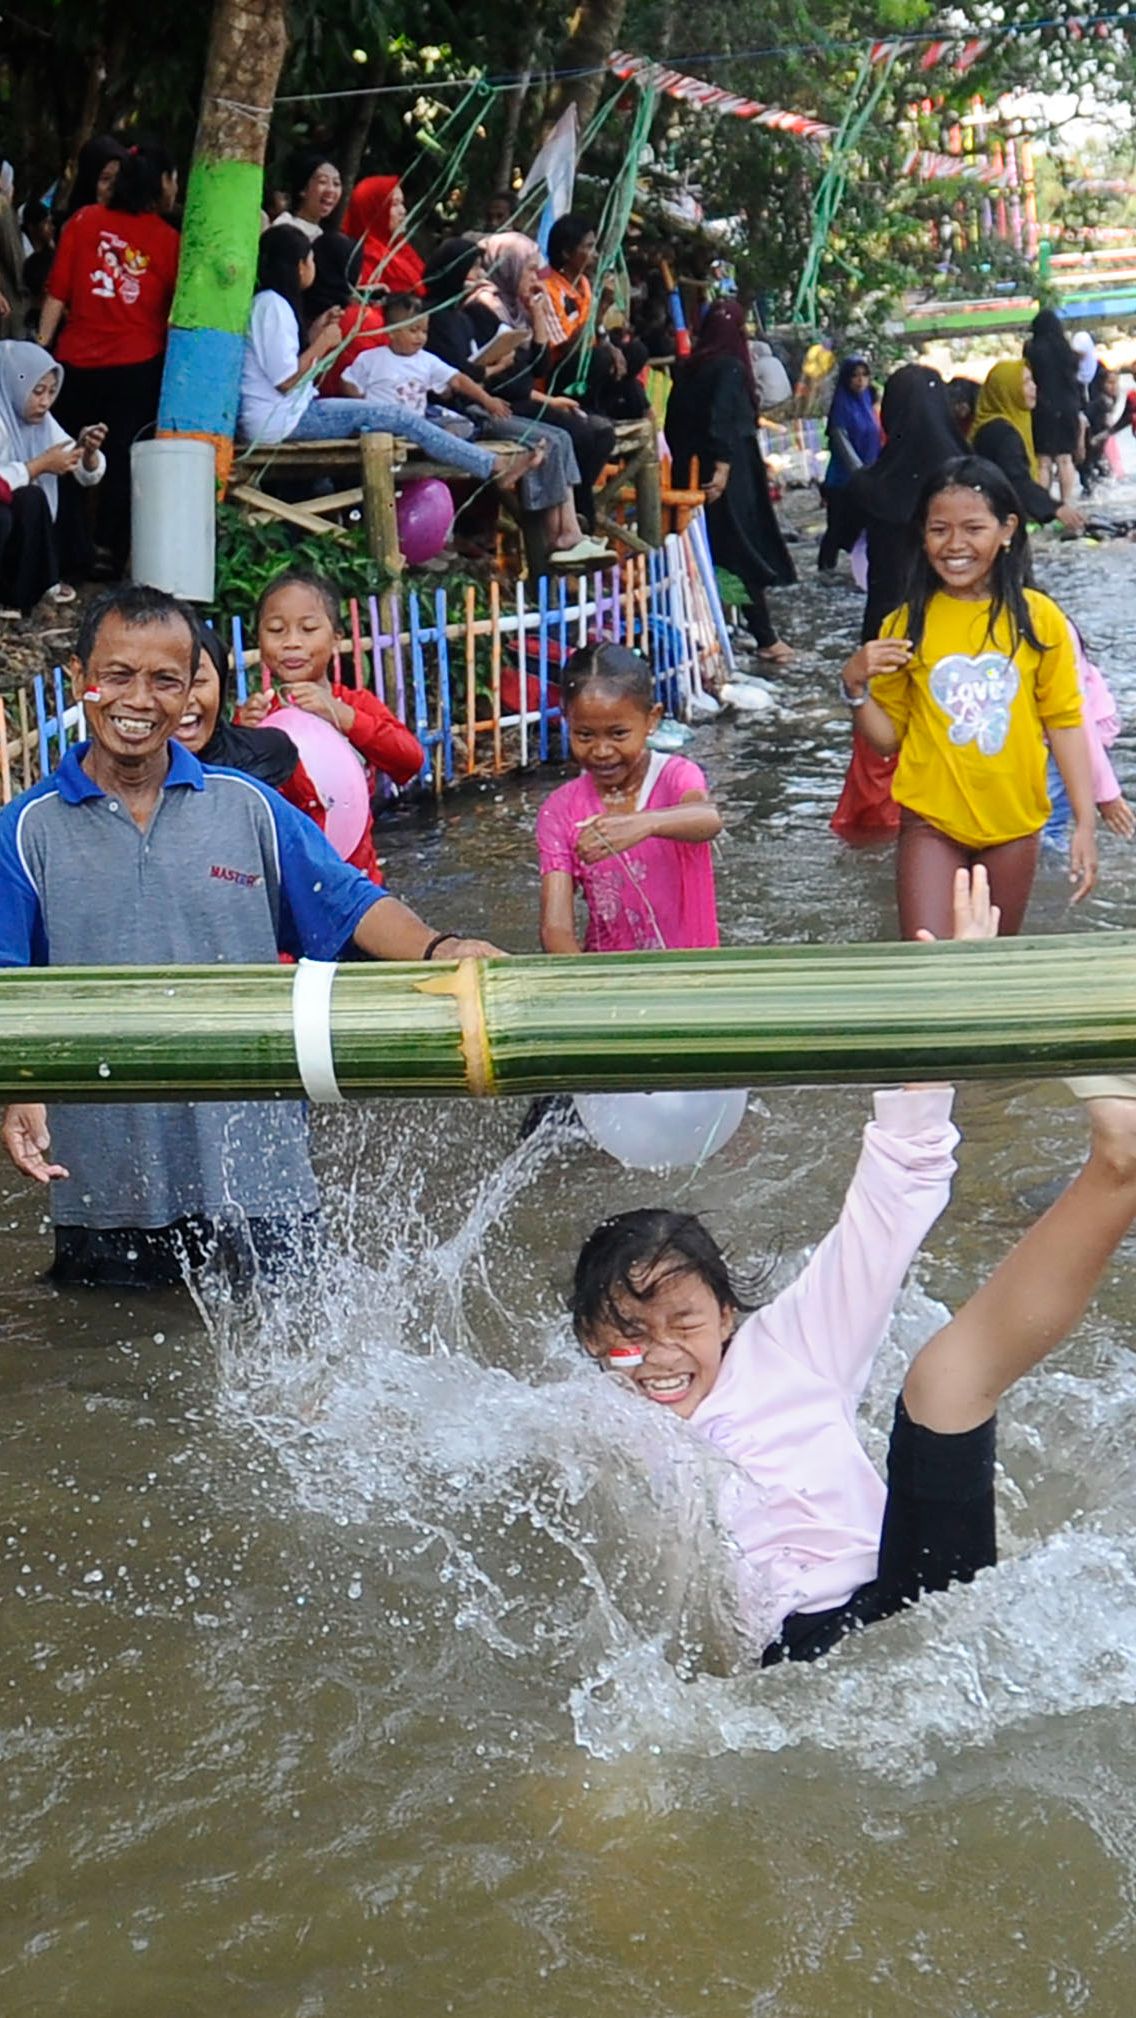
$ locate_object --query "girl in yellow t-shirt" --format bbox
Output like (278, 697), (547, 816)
(839, 455), (1097, 939)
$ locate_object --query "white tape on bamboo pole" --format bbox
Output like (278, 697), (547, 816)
(292, 958), (344, 1103)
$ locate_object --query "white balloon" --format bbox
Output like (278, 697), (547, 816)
(574, 1089), (749, 1169)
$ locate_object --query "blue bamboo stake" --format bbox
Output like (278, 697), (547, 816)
(557, 575), (570, 757)
(407, 590), (432, 785)
(434, 587), (454, 784)
(232, 615), (248, 706)
(537, 572), (550, 763)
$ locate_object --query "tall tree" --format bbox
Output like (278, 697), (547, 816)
(546, 0), (629, 131)
(156, 0), (290, 476)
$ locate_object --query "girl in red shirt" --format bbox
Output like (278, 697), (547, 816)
(40, 144), (179, 573)
(239, 569), (425, 884)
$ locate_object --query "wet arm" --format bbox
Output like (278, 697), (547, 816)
(540, 871), (583, 954)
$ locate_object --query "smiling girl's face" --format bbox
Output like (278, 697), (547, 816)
(580, 1264), (734, 1418)
(922, 484), (1016, 601)
(566, 682), (663, 798)
(174, 656), (222, 754)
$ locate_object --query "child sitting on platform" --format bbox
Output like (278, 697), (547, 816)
(238, 568), (425, 884)
(537, 642), (722, 953)
(342, 292), (514, 428)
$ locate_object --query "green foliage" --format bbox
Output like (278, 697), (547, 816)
(211, 503), (388, 621)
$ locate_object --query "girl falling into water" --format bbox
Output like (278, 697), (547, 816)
(569, 869), (1136, 1663)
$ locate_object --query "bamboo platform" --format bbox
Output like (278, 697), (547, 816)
(229, 418), (663, 577)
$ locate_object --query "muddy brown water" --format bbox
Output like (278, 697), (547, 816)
(4, 520), (1136, 2016)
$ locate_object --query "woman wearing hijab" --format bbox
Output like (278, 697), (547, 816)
(341, 176), (423, 293)
(0, 341), (105, 614)
(238, 225), (537, 497)
(665, 298), (796, 661)
(818, 355), (879, 573)
(422, 238), (608, 564)
(828, 363), (960, 837)
(466, 231), (615, 536)
(173, 627), (325, 825)
(1024, 309), (1084, 505)
(972, 358), (1083, 531)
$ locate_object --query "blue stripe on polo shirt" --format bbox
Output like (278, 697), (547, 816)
(0, 744), (383, 969)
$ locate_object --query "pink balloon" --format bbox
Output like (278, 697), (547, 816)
(263, 704), (370, 859)
(396, 478), (454, 565)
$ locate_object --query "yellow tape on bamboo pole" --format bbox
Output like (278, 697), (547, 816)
(0, 938), (1135, 1103)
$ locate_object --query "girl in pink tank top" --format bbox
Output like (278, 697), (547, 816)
(536, 643), (721, 954)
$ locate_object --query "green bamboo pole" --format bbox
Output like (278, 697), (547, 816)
(0, 938), (1135, 1103)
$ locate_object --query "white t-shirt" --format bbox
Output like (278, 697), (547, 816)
(346, 345), (455, 416)
(238, 290), (316, 444)
(270, 212), (323, 242)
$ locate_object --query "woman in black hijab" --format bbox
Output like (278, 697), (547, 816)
(665, 299), (797, 660)
(833, 362), (963, 643)
(1024, 308), (1084, 507)
(175, 628), (324, 822)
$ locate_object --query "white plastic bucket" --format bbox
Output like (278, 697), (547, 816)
(130, 437), (216, 601)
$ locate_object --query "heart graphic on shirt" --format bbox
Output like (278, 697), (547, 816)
(928, 651), (1019, 757)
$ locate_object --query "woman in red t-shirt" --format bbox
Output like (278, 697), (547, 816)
(39, 144), (180, 573)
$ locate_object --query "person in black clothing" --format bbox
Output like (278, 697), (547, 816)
(665, 298), (796, 661)
(1024, 309), (1084, 506)
(422, 237), (608, 563)
(945, 376), (979, 441)
(971, 358), (1083, 533)
(830, 363), (962, 643)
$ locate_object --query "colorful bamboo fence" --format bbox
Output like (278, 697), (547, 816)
(1, 525), (734, 808)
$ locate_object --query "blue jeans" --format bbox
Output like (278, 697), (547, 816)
(289, 396), (496, 479)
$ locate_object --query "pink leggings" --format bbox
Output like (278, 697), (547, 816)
(896, 809), (1041, 941)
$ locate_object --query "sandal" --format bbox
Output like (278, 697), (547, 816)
(46, 583), (78, 606)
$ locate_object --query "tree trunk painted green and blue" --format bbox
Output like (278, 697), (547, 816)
(0, 938), (1134, 1103)
(156, 0), (290, 479)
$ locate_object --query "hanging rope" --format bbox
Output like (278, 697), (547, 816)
(793, 49), (899, 328)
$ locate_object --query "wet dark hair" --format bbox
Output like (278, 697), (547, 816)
(560, 642), (655, 715)
(76, 584), (201, 670)
(905, 454), (1043, 657)
(383, 291), (425, 325)
(255, 568), (341, 632)
(111, 143), (176, 216)
(547, 213), (595, 269)
(255, 224), (313, 331)
(571, 1209), (757, 1346)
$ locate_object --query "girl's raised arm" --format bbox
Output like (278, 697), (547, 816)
(747, 1085), (959, 1404)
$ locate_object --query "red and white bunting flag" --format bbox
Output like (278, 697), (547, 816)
(606, 51), (834, 140)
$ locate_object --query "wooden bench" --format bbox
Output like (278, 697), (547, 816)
(230, 417), (664, 578)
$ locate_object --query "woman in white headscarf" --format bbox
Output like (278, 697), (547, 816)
(0, 340), (105, 615)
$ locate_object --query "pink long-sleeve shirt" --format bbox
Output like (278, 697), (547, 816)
(691, 1086), (959, 1640)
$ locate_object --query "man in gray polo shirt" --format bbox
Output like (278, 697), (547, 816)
(0, 584), (500, 1288)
